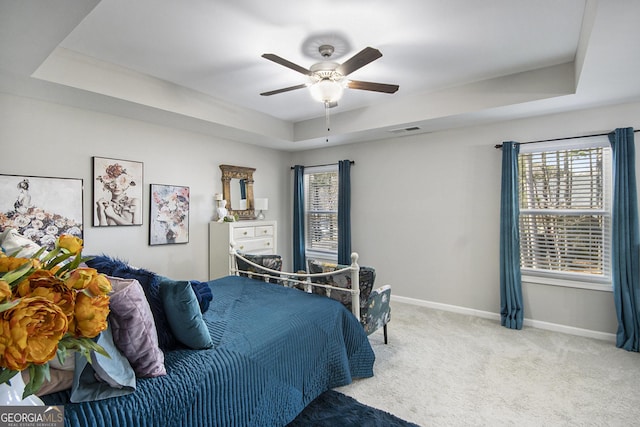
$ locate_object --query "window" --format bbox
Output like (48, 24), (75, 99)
(517, 138), (612, 286)
(304, 165), (339, 259)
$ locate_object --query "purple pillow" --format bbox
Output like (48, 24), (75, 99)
(86, 255), (177, 350)
(107, 276), (166, 378)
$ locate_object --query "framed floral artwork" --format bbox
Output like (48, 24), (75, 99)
(0, 174), (83, 250)
(149, 184), (190, 245)
(93, 157), (143, 226)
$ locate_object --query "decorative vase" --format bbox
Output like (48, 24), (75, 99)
(0, 372), (44, 406)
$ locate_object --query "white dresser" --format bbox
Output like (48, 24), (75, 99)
(208, 220), (277, 279)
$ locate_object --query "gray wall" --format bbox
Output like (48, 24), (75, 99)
(292, 100), (640, 336)
(0, 92), (291, 281)
(3, 89), (640, 336)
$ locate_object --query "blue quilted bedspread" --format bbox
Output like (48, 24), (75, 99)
(43, 275), (375, 427)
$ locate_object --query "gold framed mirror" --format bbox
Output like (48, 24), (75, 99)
(220, 164), (255, 219)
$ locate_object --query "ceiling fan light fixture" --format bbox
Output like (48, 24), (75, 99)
(309, 78), (344, 103)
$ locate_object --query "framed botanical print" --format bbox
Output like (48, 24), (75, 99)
(149, 184), (190, 245)
(93, 157), (143, 226)
(0, 174), (83, 250)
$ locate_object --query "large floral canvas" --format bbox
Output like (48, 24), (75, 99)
(149, 184), (189, 245)
(93, 157), (143, 226)
(0, 174), (83, 250)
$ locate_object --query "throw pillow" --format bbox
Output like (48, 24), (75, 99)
(107, 276), (167, 377)
(86, 255), (177, 350)
(48, 352), (75, 371)
(21, 369), (74, 397)
(189, 280), (213, 313)
(158, 276), (213, 350)
(70, 326), (136, 403)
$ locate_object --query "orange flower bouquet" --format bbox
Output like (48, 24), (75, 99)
(0, 234), (111, 398)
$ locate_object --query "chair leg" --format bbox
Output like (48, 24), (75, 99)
(383, 324), (388, 345)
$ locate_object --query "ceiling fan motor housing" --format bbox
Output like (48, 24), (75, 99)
(318, 44), (335, 58)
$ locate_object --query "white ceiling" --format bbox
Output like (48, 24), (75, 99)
(2, 0), (640, 151)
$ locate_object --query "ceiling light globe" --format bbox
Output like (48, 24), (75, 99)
(309, 79), (344, 103)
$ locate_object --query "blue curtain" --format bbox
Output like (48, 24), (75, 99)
(293, 165), (306, 272)
(499, 142), (524, 329)
(608, 127), (640, 352)
(338, 160), (352, 265)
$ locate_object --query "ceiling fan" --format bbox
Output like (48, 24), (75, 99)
(260, 44), (399, 108)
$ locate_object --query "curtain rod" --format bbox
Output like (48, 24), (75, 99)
(290, 160), (355, 170)
(494, 129), (640, 149)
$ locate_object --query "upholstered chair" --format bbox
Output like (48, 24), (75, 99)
(308, 260), (391, 344)
(235, 253), (283, 283)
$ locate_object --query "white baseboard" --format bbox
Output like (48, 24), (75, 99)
(392, 295), (616, 343)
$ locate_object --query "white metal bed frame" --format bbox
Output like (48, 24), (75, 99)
(229, 244), (361, 320)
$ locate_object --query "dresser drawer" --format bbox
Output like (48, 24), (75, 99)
(235, 237), (274, 253)
(233, 226), (255, 240)
(254, 225), (274, 237)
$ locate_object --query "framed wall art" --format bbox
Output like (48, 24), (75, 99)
(93, 157), (143, 226)
(149, 183), (190, 245)
(0, 174), (83, 250)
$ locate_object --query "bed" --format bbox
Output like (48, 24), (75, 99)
(41, 257), (375, 427)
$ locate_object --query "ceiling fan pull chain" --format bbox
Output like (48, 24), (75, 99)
(325, 101), (331, 131)
(325, 101), (331, 142)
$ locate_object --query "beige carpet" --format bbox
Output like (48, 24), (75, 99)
(338, 302), (640, 426)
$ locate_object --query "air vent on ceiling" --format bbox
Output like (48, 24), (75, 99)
(388, 126), (421, 135)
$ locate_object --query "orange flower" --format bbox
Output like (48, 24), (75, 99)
(86, 273), (112, 297)
(68, 293), (109, 338)
(65, 268), (112, 296)
(16, 270), (76, 317)
(0, 281), (11, 302)
(65, 267), (96, 290)
(57, 234), (83, 255)
(0, 297), (68, 370)
(0, 256), (36, 273)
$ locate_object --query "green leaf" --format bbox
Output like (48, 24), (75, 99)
(0, 299), (21, 313)
(39, 247), (61, 264)
(1, 260), (35, 286)
(0, 368), (19, 385)
(43, 252), (73, 270)
(22, 364), (49, 399)
(30, 246), (48, 260)
(58, 336), (111, 365)
(55, 346), (68, 366)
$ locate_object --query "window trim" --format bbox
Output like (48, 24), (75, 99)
(521, 274), (612, 292)
(517, 136), (613, 291)
(304, 164), (339, 262)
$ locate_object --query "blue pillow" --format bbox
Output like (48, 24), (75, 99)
(189, 280), (213, 313)
(86, 255), (177, 350)
(70, 326), (136, 403)
(158, 277), (213, 350)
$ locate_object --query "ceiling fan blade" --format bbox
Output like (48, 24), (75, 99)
(262, 53), (312, 75)
(336, 47), (382, 76)
(347, 80), (399, 94)
(260, 83), (308, 96)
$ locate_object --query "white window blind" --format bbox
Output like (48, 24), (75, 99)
(304, 166), (339, 255)
(518, 139), (612, 282)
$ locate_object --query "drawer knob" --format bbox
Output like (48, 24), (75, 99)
(243, 231), (248, 235)
(239, 245), (244, 250)
(266, 242), (270, 246)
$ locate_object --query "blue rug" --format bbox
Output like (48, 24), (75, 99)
(287, 390), (421, 427)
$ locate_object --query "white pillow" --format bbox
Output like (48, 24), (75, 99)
(0, 228), (44, 258)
